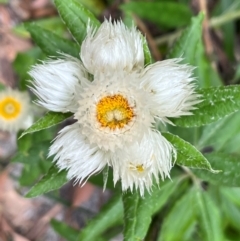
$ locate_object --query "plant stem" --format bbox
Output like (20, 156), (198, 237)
(155, 10), (240, 45)
(210, 10), (240, 27)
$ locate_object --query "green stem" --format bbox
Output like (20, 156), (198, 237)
(181, 166), (201, 188)
(210, 10), (240, 27)
(155, 10), (240, 45)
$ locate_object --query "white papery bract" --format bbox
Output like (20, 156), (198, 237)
(81, 19), (144, 74)
(29, 18), (200, 196)
(49, 123), (110, 184)
(141, 59), (201, 124)
(111, 131), (175, 196)
(29, 57), (88, 113)
(0, 88), (32, 132)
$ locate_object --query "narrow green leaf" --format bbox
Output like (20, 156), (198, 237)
(51, 219), (79, 241)
(198, 110), (240, 153)
(121, 2), (192, 29)
(233, 64), (240, 83)
(122, 9), (133, 28)
(25, 23), (79, 58)
(77, 194), (123, 241)
(168, 12), (222, 88)
(163, 132), (218, 172)
(168, 13), (204, 64)
(77, 0), (106, 15)
(123, 192), (140, 241)
(164, 13), (205, 147)
(12, 141), (50, 164)
(19, 158), (51, 186)
(13, 48), (44, 90)
(196, 190), (224, 241)
(88, 168), (115, 189)
(143, 37), (152, 65)
(158, 188), (197, 241)
(221, 187), (240, 207)
(194, 153), (240, 187)
(165, 13), (204, 145)
(54, 0), (100, 45)
(220, 0), (236, 61)
(14, 127), (57, 187)
(16, 131), (33, 152)
(25, 165), (68, 198)
(16, 17), (66, 38)
(196, 42), (223, 88)
(171, 85), (240, 127)
(122, 179), (182, 241)
(220, 192), (240, 230)
(19, 112), (72, 139)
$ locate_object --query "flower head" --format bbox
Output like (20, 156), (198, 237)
(81, 20), (144, 74)
(0, 88), (32, 132)
(29, 19), (200, 195)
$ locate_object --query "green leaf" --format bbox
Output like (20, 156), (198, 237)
(196, 190), (224, 241)
(122, 9), (134, 28)
(17, 131), (33, 152)
(121, 2), (192, 29)
(13, 138), (53, 185)
(51, 219), (79, 241)
(54, 0), (100, 45)
(162, 132), (218, 172)
(220, 0), (236, 61)
(158, 188), (197, 241)
(19, 158), (51, 186)
(25, 23), (79, 58)
(122, 179), (182, 241)
(194, 153), (240, 187)
(25, 165), (68, 198)
(198, 110), (240, 152)
(168, 13), (204, 64)
(164, 13), (203, 145)
(195, 41), (223, 88)
(77, 0), (106, 15)
(220, 191), (240, 230)
(12, 141), (50, 164)
(14, 17), (66, 38)
(88, 168), (115, 189)
(171, 86), (240, 127)
(13, 129), (58, 186)
(233, 64), (240, 84)
(19, 112), (72, 139)
(142, 37), (152, 66)
(17, 125), (57, 154)
(168, 12), (222, 88)
(77, 194), (123, 241)
(13, 48), (44, 90)
(221, 187), (240, 207)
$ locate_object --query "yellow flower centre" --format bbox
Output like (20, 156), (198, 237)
(130, 164), (145, 173)
(0, 97), (22, 120)
(136, 164), (144, 172)
(96, 94), (134, 130)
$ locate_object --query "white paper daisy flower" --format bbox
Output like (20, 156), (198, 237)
(0, 88), (32, 132)
(29, 19), (200, 195)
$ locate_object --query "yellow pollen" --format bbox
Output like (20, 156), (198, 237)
(96, 94), (134, 130)
(136, 165), (144, 172)
(0, 97), (22, 120)
(130, 164), (145, 172)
